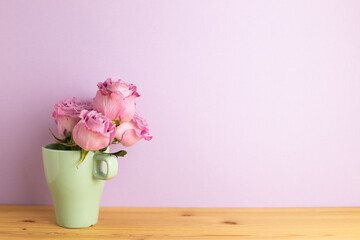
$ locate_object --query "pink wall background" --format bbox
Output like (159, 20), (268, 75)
(1, 0), (360, 207)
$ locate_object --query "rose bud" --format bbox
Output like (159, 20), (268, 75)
(52, 97), (93, 138)
(93, 77), (140, 122)
(115, 112), (152, 147)
(72, 110), (116, 151)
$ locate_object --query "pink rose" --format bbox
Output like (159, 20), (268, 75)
(115, 112), (152, 147)
(93, 77), (140, 122)
(72, 110), (116, 151)
(52, 97), (93, 138)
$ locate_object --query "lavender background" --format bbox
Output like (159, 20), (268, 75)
(1, 0), (360, 207)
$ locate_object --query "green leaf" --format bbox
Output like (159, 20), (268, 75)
(49, 129), (78, 146)
(98, 147), (107, 153)
(95, 149), (127, 157)
(77, 149), (89, 167)
(110, 150), (127, 157)
(49, 128), (63, 142)
(61, 142), (78, 147)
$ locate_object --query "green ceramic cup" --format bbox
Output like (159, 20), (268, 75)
(42, 143), (118, 228)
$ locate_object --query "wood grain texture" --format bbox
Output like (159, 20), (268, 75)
(0, 205), (359, 239)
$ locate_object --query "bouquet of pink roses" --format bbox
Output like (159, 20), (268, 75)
(51, 77), (152, 165)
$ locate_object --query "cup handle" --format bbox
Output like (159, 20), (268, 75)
(93, 153), (118, 180)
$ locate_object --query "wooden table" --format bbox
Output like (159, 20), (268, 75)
(0, 205), (359, 239)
